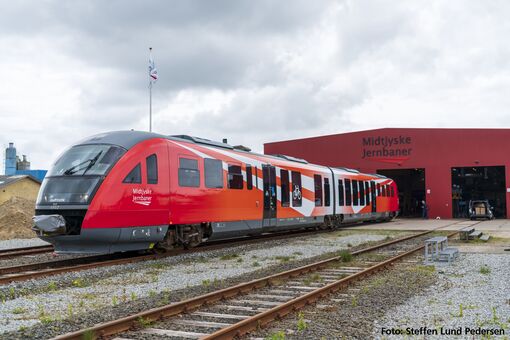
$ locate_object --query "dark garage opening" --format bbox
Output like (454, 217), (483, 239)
(451, 166), (506, 218)
(377, 168), (426, 217)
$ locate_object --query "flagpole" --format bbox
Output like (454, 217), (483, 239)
(149, 47), (152, 132)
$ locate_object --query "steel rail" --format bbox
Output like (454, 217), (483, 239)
(53, 227), (459, 340)
(0, 245), (53, 259)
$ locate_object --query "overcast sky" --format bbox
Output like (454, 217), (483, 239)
(1, 0), (510, 171)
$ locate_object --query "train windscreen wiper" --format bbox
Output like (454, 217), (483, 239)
(63, 151), (103, 175)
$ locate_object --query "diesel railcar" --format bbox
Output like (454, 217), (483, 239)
(33, 131), (399, 253)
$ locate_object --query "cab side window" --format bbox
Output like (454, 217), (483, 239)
(123, 163), (142, 184)
(179, 158), (200, 187)
(146, 154), (158, 184)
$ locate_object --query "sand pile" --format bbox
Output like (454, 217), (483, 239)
(0, 196), (36, 240)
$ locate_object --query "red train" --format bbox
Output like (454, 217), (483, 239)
(33, 131), (399, 253)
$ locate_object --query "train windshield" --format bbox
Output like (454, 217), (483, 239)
(48, 145), (125, 177)
(37, 144), (126, 205)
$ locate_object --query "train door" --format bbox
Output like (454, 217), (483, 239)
(370, 181), (377, 213)
(262, 165), (277, 227)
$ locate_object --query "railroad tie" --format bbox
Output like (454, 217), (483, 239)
(247, 294), (294, 301)
(214, 304), (269, 312)
(191, 311), (250, 320)
(230, 299), (282, 306)
(173, 319), (232, 328)
(140, 328), (209, 339)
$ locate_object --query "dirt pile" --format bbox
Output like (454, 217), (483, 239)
(0, 196), (36, 240)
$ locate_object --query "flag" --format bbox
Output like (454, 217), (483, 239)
(148, 50), (158, 85)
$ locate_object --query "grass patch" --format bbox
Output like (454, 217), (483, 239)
(220, 254), (239, 261)
(267, 330), (286, 340)
(274, 256), (293, 263)
(12, 307), (26, 315)
(252, 261), (261, 267)
(297, 312), (307, 331)
(480, 265), (491, 275)
(337, 250), (352, 262)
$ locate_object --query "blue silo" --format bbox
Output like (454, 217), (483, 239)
(5, 143), (16, 175)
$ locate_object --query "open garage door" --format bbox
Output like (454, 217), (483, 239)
(451, 166), (506, 218)
(377, 168), (426, 217)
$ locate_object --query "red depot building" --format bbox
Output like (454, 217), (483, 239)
(264, 128), (510, 219)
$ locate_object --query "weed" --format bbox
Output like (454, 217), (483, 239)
(220, 254), (239, 261)
(351, 296), (358, 307)
(11, 307), (26, 315)
(202, 279), (211, 287)
(137, 316), (153, 328)
(451, 304), (464, 317)
(252, 255), (258, 259)
(67, 303), (74, 318)
(480, 266), (491, 275)
(78, 300), (84, 308)
(149, 262), (166, 270)
(197, 256), (208, 263)
(267, 330), (286, 340)
(236, 258), (243, 263)
(149, 290), (157, 298)
(131, 292), (137, 301)
(297, 312), (307, 331)
(71, 278), (86, 288)
(112, 295), (118, 306)
(337, 250), (352, 262)
(82, 329), (96, 340)
(293, 251), (303, 256)
(274, 256), (292, 263)
(347, 243), (353, 247)
(18, 325), (27, 332)
(252, 261), (261, 267)
(47, 281), (58, 291)
(9, 287), (15, 299)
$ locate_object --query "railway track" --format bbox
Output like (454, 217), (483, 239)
(0, 226), (364, 285)
(0, 244), (53, 260)
(52, 226), (464, 340)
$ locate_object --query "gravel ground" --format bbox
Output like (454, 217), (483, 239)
(0, 238), (49, 250)
(372, 253), (510, 339)
(0, 230), (397, 337)
(246, 254), (438, 339)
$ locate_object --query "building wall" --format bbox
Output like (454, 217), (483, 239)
(264, 128), (510, 219)
(0, 179), (40, 205)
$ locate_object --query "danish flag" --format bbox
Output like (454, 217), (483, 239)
(148, 51), (158, 84)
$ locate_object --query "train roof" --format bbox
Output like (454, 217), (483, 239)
(75, 131), (392, 180)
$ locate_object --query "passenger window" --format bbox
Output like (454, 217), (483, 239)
(178, 158), (200, 187)
(314, 174), (322, 206)
(352, 180), (359, 206)
(359, 180), (365, 205)
(280, 170), (290, 207)
(324, 177), (330, 207)
(338, 179), (345, 206)
(386, 185), (391, 197)
(382, 185), (387, 197)
(246, 165), (253, 190)
(123, 163), (142, 184)
(254, 167), (258, 189)
(204, 158), (223, 188)
(228, 164), (243, 189)
(377, 183), (381, 197)
(291, 171), (302, 207)
(365, 182), (370, 204)
(391, 186), (395, 197)
(345, 179), (352, 206)
(146, 154), (158, 184)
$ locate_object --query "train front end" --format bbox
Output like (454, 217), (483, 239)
(33, 143), (125, 253)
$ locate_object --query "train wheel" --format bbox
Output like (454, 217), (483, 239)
(178, 224), (204, 249)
